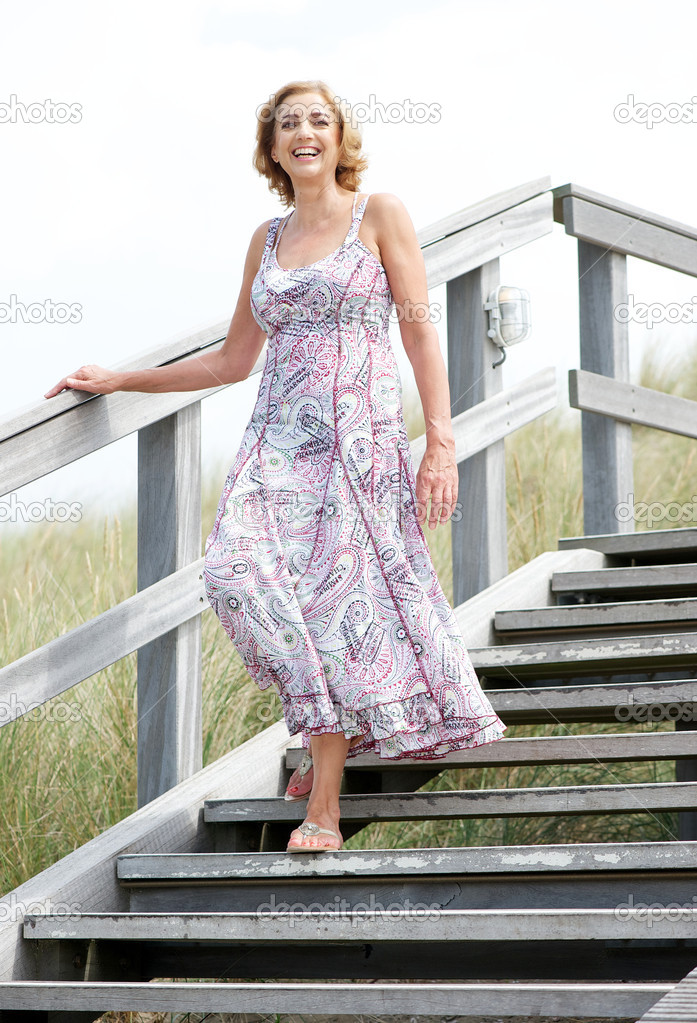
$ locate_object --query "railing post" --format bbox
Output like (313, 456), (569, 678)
(446, 257), (507, 605)
(137, 403), (202, 806)
(577, 241), (634, 535)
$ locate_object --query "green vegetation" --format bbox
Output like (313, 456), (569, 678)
(1, 343), (696, 895)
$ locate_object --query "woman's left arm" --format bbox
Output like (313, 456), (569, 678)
(372, 193), (458, 530)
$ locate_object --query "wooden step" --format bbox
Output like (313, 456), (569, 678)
(551, 564), (697, 596)
(559, 527), (697, 563)
(288, 730), (697, 772)
(23, 906), (697, 942)
(117, 840), (697, 881)
(0, 979), (674, 1018)
(487, 678), (697, 723)
(201, 781), (697, 826)
(495, 598), (697, 635)
(117, 840), (697, 917)
(470, 631), (697, 677)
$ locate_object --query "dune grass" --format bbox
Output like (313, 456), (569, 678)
(1, 342), (696, 896)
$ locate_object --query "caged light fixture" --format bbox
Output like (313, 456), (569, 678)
(484, 285), (532, 367)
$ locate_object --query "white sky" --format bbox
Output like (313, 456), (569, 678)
(2, 0), (697, 532)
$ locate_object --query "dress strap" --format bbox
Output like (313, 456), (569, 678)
(345, 193), (369, 246)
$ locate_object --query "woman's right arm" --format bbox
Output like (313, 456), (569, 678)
(44, 221), (272, 398)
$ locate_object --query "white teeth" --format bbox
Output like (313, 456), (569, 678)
(293, 148), (319, 156)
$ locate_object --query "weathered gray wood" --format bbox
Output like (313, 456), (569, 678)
(639, 963), (697, 1022)
(410, 367), (557, 473)
(0, 320), (231, 445)
(420, 175), (551, 245)
(455, 547), (609, 647)
(562, 194), (697, 277)
(288, 730), (697, 770)
(0, 719), (292, 981)
(23, 907), (697, 942)
(559, 527), (697, 559)
(570, 369), (697, 440)
(424, 193), (553, 290)
(552, 564), (697, 594)
(0, 343), (234, 498)
(577, 239), (633, 535)
(471, 631), (697, 675)
(488, 678), (697, 723)
(137, 405), (202, 805)
(118, 840), (697, 881)
(448, 257), (507, 603)
(0, 559), (206, 726)
(201, 781), (697, 825)
(0, 979), (673, 1017)
(495, 599), (697, 633)
(553, 183), (697, 241)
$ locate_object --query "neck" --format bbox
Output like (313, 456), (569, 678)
(289, 182), (353, 229)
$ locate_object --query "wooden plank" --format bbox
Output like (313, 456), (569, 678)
(410, 366), (557, 474)
(447, 257), (507, 603)
(559, 528), (697, 559)
(288, 730), (697, 770)
(0, 559), (206, 727)
(553, 183), (697, 242)
(552, 565), (697, 593)
(570, 368), (697, 440)
(424, 193), (554, 290)
(495, 599), (697, 633)
(136, 405), (202, 806)
(577, 239), (633, 535)
(639, 964), (697, 1022)
(488, 678), (697, 723)
(562, 195), (697, 277)
(117, 840), (697, 881)
(471, 631), (697, 675)
(22, 907), (697, 942)
(0, 319), (230, 444)
(455, 547), (609, 648)
(201, 781), (697, 825)
(0, 980), (673, 1017)
(0, 340), (237, 497)
(419, 175), (551, 245)
(0, 719), (292, 981)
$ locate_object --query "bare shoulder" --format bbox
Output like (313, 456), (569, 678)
(365, 192), (414, 227)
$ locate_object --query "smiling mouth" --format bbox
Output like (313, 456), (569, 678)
(292, 148), (320, 160)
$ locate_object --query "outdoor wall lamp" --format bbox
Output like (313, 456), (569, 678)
(484, 285), (532, 367)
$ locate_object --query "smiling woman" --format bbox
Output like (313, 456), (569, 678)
(44, 78), (507, 856)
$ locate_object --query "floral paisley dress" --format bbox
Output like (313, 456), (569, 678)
(203, 192), (507, 759)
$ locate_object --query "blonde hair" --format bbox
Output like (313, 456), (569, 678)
(253, 79), (368, 209)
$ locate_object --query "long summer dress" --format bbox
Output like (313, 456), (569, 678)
(203, 192), (507, 760)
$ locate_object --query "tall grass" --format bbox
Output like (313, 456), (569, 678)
(1, 342), (697, 894)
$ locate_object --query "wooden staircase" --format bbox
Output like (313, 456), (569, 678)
(2, 526), (697, 1021)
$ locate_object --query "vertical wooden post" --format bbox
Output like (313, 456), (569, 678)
(137, 403), (202, 807)
(577, 241), (634, 535)
(447, 258), (507, 605)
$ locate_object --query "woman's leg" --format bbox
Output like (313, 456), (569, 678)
(286, 732), (354, 849)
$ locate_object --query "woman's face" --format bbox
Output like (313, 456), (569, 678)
(271, 91), (341, 185)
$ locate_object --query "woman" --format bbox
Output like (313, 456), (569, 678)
(45, 80), (507, 854)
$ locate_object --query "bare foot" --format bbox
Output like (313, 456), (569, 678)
(286, 808), (342, 851)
